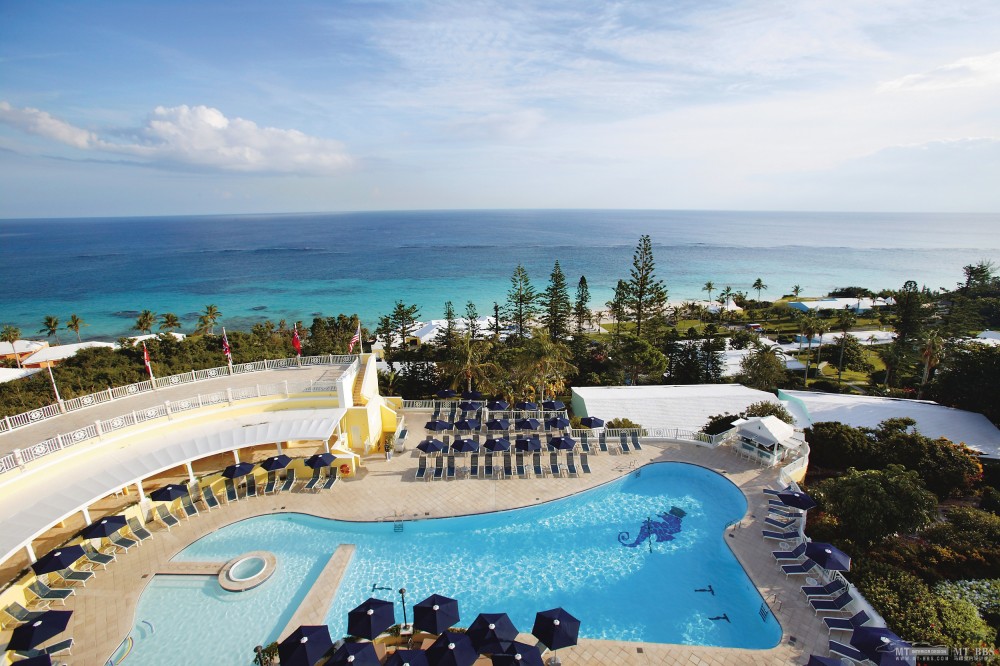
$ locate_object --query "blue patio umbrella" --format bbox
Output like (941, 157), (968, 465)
(279, 625), (334, 666)
(454, 418), (481, 431)
(81, 514), (128, 539)
(150, 484), (189, 502)
(413, 594), (460, 634)
(425, 420), (454, 432)
(222, 462), (255, 478)
(10, 655), (53, 666)
(259, 454), (292, 471)
(418, 439), (445, 454)
(514, 401), (537, 411)
(7, 609), (72, 650)
(514, 418), (540, 430)
(531, 607), (580, 651)
(425, 631), (478, 666)
(548, 436), (577, 451)
(850, 627), (912, 665)
(805, 542), (851, 571)
(451, 438), (479, 453)
(305, 453), (335, 468)
(579, 416), (604, 428)
(486, 400), (510, 411)
(491, 641), (544, 666)
(461, 390), (484, 400)
(484, 437), (511, 452)
(545, 416), (571, 430)
(805, 657), (843, 666)
(515, 435), (542, 452)
(348, 597), (395, 639)
(436, 389), (458, 399)
(458, 401), (482, 411)
(485, 418), (510, 431)
(541, 400), (565, 411)
(467, 613), (518, 654)
(777, 490), (818, 511)
(385, 649), (430, 666)
(31, 546), (86, 575)
(327, 641), (381, 666)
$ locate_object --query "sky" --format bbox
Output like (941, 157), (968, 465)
(1, 0), (1000, 217)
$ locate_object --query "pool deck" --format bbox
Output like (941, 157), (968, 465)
(53, 441), (829, 665)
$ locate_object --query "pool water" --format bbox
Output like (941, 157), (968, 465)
(122, 463), (781, 665)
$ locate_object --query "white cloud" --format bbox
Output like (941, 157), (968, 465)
(880, 51), (1000, 92)
(0, 102), (352, 174)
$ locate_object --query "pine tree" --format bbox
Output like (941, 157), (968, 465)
(573, 276), (591, 335)
(540, 260), (572, 341)
(606, 279), (629, 345)
(435, 301), (458, 351)
(506, 264), (539, 341)
(465, 301), (481, 340)
(626, 235), (667, 340)
(389, 301), (420, 351)
(490, 302), (503, 340)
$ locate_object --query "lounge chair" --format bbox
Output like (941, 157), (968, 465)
(579, 432), (590, 453)
(415, 457), (428, 480)
(764, 516), (799, 529)
(469, 453), (480, 478)
(761, 529), (800, 540)
(181, 493), (200, 518)
(154, 504), (180, 530)
(432, 456), (445, 480)
(263, 471), (278, 494)
(580, 452), (592, 474)
(502, 452), (513, 479)
(767, 505), (803, 519)
(397, 428), (408, 450)
(1, 602), (43, 628)
(224, 478), (240, 502)
(768, 498), (793, 507)
(771, 542), (807, 562)
(824, 610), (871, 634)
(549, 452), (561, 477)
(201, 484), (222, 508)
(763, 486), (793, 497)
(810, 591), (854, 614)
(565, 452), (579, 477)
(107, 532), (138, 553)
(245, 474), (259, 498)
(320, 469), (338, 490)
(49, 567), (94, 588)
(446, 455), (456, 480)
(619, 432), (631, 453)
(802, 579), (848, 598)
(781, 559), (818, 576)
(127, 517), (152, 541)
(598, 432), (609, 453)
(80, 542), (114, 569)
(27, 580), (73, 606)
(515, 453), (527, 478)
(13, 637), (74, 661)
(532, 452), (545, 477)
(304, 468), (324, 491)
(483, 453), (495, 478)
(630, 432), (643, 451)
(829, 640), (868, 662)
(280, 469), (296, 492)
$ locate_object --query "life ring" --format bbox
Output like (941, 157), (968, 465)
(339, 464), (351, 476)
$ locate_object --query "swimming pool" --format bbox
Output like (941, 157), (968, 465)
(120, 463), (781, 665)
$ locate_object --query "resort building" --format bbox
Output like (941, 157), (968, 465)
(0, 339), (47, 365)
(787, 297), (892, 313)
(19, 341), (116, 368)
(120, 332), (187, 346)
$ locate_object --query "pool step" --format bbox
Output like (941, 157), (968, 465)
(278, 544), (357, 642)
(156, 561), (225, 575)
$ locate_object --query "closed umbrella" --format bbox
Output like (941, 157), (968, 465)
(436, 389), (458, 398)
(348, 597), (395, 639)
(515, 435), (542, 452)
(458, 401), (482, 412)
(305, 453), (335, 468)
(385, 650), (430, 666)
(418, 439), (445, 454)
(327, 641), (380, 666)
(425, 631), (478, 666)
(491, 641), (544, 666)
(413, 594), (460, 634)
(278, 625), (333, 666)
(461, 390), (484, 400)
(260, 454), (292, 471)
(81, 514), (128, 539)
(484, 437), (511, 452)
(777, 490), (817, 511)
(531, 607), (580, 651)
(451, 438), (479, 453)
(31, 546), (85, 576)
(150, 484), (189, 502)
(223, 462), (254, 478)
(486, 400), (509, 411)
(579, 416), (604, 428)
(514, 418), (540, 430)
(426, 420), (454, 432)
(7, 610), (72, 650)
(541, 400), (565, 411)
(467, 613), (518, 655)
(454, 418), (481, 431)
(548, 436), (576, 451)
(485, 418), (510, 431)
(805, 542), (851, 571)
(513, 401), (537, 411)
(545, 416), (570, 430)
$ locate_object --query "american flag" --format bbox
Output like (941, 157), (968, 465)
(221, 327), (233, 364)
(291, 324), (302, 356)
(348, 323), (361, 353)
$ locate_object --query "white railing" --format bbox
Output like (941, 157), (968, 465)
(0, 355), (359, 434)
(0, 379), (344, 478)
(602, 426), (730, 446)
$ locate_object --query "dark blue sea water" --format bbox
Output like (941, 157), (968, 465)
(2, 210), (999, 339)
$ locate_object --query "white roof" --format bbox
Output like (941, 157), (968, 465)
(572, 384), (781, 433)
(21, 341), (116, 365)
(974, 331), (1000, 346)
(0, 339), (46, 356)
(123, 332), (186, 346)
(735, 415), (797, 447)
(782, 390), (1000, 459)
(789, 297), (890, 312)
(0, 367), (42, 384)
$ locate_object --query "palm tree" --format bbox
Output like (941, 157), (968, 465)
(159, 313), (182, 332)
(514, 330), (577, 402)
(197, 304), (222, 335)
(133, 310), (157, 334)
(801, 315), (820, 381)
(792, 285), (802, 298)
(39, 315), (60, 344)
(702, 281), (715, 304)
(440, 335), (502, 394)
(752, 278), (768, 303)
(592, 310), (604, 331)
(917, 331), (943, 399)
(835, 308), (857, 386)
(719, 286), (734, 309)
(65, 314), (87, 342)
(1, 325), (22, 368)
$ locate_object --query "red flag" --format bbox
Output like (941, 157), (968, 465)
(221, 327), (233, 363)
(142, 342), (154, 380)
(348, 323), (361, 353)
(292, 324), (302, 356)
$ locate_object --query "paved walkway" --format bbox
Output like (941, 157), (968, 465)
(44, 441), (829, 666)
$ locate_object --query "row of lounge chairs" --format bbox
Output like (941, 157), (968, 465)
(421, 431), (641, 456)
(2, 599), (75, 662)
(416, 451), (592, 480)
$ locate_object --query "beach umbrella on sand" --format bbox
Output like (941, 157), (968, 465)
(418, 439), (445, 454)
(514, 418), (540, 431)
(31, 546), (86, 576)
(548, 436), (576, 451)
(278, 625), (333, 666)
(150, 484), (189, 502)
(579, 416), (604, 428)
(425, 632), (478, 666)
(81, 514), (128, 539)
(514, 401), (537, 411)
(413, 594), (460, 634)
(385, 649), (430, 666)
(348, 597), (395, 639)
(491, 641), (544, 666)
(467, 613), (518, 654)
(487, 399), (509, 411)
(458, 401), (482, 412)
(484, 437), (511, 452)
(259, 454), (292, 471)
(327, 641), (381, 666)
(485, 418), (510, 431)
(7, 610), (72, 651)
(437, 389), (458, 399)
(777, 490), (817, 511)
(461, 390), (484, 400)
(425, 420), (454, 432)
(541, 400), (565, 411)
(454, 418), (481, 432)
(305, 453), (335, 469)
(222, 462), (255, 479)
(451, 438), (478, 453)
(545, 416), (571, 430)
(515, 435), (542, 452)
(805, 542), (851, 572)
(532, 607), (580, 651)
(850, 627), (913, 665)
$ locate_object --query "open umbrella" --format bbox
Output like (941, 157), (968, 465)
(514, 401), (537, 411)
(485, 418), (510, 431)
(541, 400), (565, 411)
(436, 389), (458, 399)
(305, 453), (335, 468)
(327, 640), (381, 666)
(451, 438), (479, 453)
(418, 439), (445, 454)
(486, 400), (510, 411)
(31, 546), (85, 576)
(579, 416), (604, 428)
(348, 597), (395, 639)
(425, 420), (454, 432)
(81, 514), (128, 539)
(548, 436), (576, 451)
(850, 627), (910, 664)
(413, 594), (460, 634)
(777, 490), (817, 511)
(545, 416), (571, 430)
(514, 418), (540, 430)
(805, 657), (843, 666)
(491, 641), (544, 666)
(279, 625), (334, 666)
(458, 401), (482, 412)
(484, 437), (511, 452)
(7, 610), (72, 650)
(385, 650), (430, 666)
(805, 542), (851, 571)
(10, 655), (53, 666)
(425, 631), (478, 666)
(223, 462), (255, 478)
(467, 613), (518, 654)
(532, 607), (580, 651)
(461, 390), (484, 400)
(259, 454), (292, 471)
(515, 435), (542, 452)
(150, 484), (189, 502)
(454, 418), (481, 432)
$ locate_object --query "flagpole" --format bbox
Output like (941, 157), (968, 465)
(142, 342), (156, 387)
(222, 327), (234, 374)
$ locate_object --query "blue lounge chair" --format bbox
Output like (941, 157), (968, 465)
(280, 469), (296, 492)
(263, 471), (278, 494)
(598, 432), (609, 452)
(446, 455), (457, 480)
(181, 493), (199, 517)
(502, 452), (513, 479)
(415, 457), (428, 480)
(127, 517), (152, 541)
(154, 504), (180, 530)
(320, 469), (338, 489)
(80, 542), (114, 570)
(824, 610), (871, 633)
(829, 640), (867, 662)
(549, 451), (561, 477)
(782, 559), (818, 576)
(515, 453), (527, 478)
(107, 532), (138, 552)
(202, 484), (222, 508)
(619, 432), (631, 453)
(469, 453), (480, 478)
(580, 452), (592, 474)
(810, 591), (854, 614)
(532, 452), (545, 477)
(764, 516), (799, 529)
(224, 478), (240, 502)
(768, 505), (803, 518)
(1, 602), (43, 629)
(484, 453), (495, 478)
(27, 580), (73, 606)
(432, 456), (445, 480)
(802, 579), (847, 598)
(565, 452), (579, 477)
(762, 529), (799, 540)
(630, 432), (642, 450)
(771, 542), (807, 562)
(303, 468), (323, 491)
(245, 474), (259, 497)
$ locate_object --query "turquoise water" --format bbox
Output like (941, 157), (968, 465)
(122, 463), (779, 665)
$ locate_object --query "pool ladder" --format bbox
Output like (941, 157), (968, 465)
(393, 521), (404, 533)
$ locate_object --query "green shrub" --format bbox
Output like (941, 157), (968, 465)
(606, 417), (641, 429)
(981, 486), (1000, 516)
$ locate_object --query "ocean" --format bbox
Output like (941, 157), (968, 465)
(2, 209), (999, 339)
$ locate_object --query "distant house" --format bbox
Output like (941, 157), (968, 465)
(730, 415), (803, 466)
(975, 331), (1000, 346)
(0, 339), (47, 365)
(0, 367), (42, 385)
(120, 332), (186, 347)
(788, 297), (892, 313)
(21, 341), (116, 368)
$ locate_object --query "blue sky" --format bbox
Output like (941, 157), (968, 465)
(2, 0), (999, 217)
